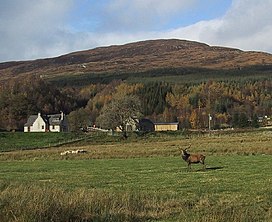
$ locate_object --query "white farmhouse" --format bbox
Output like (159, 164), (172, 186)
(24, 112), (68, 132)
(48, 112), (68, 132)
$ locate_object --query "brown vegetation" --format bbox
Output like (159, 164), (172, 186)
(1, 39), (272, 82)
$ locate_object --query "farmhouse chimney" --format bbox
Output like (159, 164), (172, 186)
(60, 111), (64, 120)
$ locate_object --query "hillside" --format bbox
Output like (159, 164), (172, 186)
(1, 39), (272, 84)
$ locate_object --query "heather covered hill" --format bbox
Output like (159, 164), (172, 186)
(1, 39), (272, 83)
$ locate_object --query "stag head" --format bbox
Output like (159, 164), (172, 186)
(180, 145), (190, 155)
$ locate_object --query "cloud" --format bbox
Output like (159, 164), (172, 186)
(163, 0), (272, 52)
(0, 0), (75, 62)
(100, 0), (198, 32)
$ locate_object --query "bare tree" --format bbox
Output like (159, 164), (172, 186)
(96, 95), (142, 138)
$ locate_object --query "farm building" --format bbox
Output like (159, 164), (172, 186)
(115, 119), (179, 132)
(139, 119), (155, 132)
(138, 119), (179, 132)
(153, 122), (179, 131)
(24, 112), (68, 132)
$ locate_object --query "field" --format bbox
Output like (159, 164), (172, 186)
(0, 132), (87, 152)
(0, 130), (271, 221)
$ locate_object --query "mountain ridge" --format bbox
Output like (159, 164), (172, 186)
(1, 39), (272, 83)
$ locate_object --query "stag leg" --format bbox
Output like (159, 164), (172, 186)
(188, 163), (191, 171)
(202, 161), (206, 171)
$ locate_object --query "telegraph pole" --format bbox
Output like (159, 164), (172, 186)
(208, 113), (212, 133)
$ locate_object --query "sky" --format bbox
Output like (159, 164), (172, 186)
(1, 0), (272, 62)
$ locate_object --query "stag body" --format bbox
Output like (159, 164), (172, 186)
(181, 148), (206, 170)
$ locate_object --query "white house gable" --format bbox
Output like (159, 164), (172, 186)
(24, 112), (68, 133)
(32, 114), (47, 132)
(24, 113), (47, 132)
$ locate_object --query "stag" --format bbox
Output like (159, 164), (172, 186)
(180, 146), (206, 171)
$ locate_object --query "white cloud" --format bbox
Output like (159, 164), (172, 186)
(101, 0), (198, 31)
(163, 0), (272, 52)
(0, 0), (75, 62)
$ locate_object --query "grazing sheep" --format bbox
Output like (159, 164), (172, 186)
(180, 147), (206, 171)
(60, 150), (71, 156)
(60, 149), (87, 155)
(77, 149), (87, 153)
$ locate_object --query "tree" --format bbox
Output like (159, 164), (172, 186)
(232, 112), (240, 128)
(239, 113), (250, 128)
(96, 95), (142, 138)
(251, 114), (260, 128)
(190, 109), (201, 129)
(232, 112), (250, 128)
(68, 108), (91, 132)
(136, 82), (171, 116)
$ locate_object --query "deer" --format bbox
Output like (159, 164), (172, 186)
(180, 145), (206, 171)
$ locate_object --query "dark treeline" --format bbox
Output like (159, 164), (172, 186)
(0, 74), (271, 131)
(0, 76), (79, 131)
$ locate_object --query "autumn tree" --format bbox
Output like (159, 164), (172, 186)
(96, 95), (142, 138)
(68, 108), (91, 132)
(190, 109), (201, 129)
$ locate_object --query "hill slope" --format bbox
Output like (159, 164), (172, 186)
(1, 39), (272, 84)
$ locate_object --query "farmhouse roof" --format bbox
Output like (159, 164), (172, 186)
(24, 112), (65, 127)
(24, 115), (38, 127)
(24, 114), (48, 127)
(153, 122), (179, 125)
(47, 114), (64, 126)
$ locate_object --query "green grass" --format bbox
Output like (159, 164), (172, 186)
(0, 155), (271, 193)
(0, 132), (85, 152)
(0, 156), (271, 221)
(0, 130), (271, 221)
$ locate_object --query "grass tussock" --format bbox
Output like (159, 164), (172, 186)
(0, 184), (271, 222)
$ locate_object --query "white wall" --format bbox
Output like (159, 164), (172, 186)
(49, 125), (60, 132)
(24, 126), (29, 132)
(31, 115), (46, 132)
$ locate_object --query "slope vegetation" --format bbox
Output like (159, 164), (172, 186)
(1, 39), (272, 85)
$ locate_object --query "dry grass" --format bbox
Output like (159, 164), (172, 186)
(0, 183), (271, 222)
(0, 130), (271, 161)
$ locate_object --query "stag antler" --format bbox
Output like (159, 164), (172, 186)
(185, 144), (191, 151)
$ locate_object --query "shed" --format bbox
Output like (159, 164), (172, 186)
(153, 122), (179, 131)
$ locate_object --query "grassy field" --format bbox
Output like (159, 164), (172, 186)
(0, 132), (86, 152)
(0, 130), (271, 221)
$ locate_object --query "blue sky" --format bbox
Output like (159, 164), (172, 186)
(68, 0), (232, 32)
(0, 0), (272, 62)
